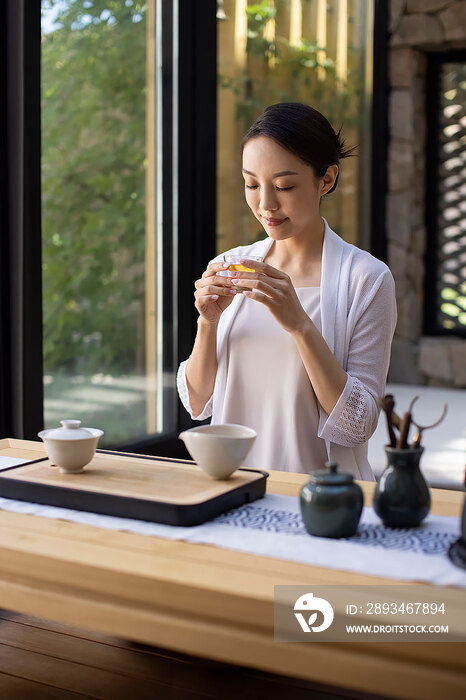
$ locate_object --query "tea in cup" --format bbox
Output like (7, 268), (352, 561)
(223, 255), (263, 293)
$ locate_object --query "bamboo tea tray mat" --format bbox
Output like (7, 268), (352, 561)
(0, 440), (267, 526)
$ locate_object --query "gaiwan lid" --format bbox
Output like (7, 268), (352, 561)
(44, 419), (95, 440)
(308, 461), (354, 486)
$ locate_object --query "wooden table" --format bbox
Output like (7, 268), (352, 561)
(0, 439), (465, 700)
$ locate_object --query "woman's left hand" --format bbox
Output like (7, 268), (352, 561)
(229, 258), (311, 334)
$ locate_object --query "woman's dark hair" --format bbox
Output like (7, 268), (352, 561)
(242, 102), (356, 194)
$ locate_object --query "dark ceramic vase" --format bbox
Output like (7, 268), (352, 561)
(300, 462), (364, 538)
(373, 447), (430, 528)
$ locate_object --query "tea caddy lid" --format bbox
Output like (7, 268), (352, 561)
(44, 420), (94, 440)
(308, 461), (354, 486)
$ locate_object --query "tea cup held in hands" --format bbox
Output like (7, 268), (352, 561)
(223, 255), (263, 293)
(179, 424), (256, 480)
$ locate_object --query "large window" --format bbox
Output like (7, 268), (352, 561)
(41, 1), (177, 446)
(217, 0), (373, 253)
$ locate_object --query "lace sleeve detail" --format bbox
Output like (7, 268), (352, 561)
(319, 376), (378, 448)
(327, 377), (370, 445)
(176, 360), (213, 420)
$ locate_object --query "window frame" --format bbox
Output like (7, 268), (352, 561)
(0, 0), (43, 440)
(370, 0), (389, 263)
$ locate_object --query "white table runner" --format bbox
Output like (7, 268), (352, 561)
(0, 456), (35, 469)
(1, 493), (465, 588)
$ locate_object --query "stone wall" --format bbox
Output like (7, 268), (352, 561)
(386, 0), (466, 388)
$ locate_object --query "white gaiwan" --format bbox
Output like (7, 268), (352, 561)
(38, 420), (104, 474)
(179, 423), (256, 480)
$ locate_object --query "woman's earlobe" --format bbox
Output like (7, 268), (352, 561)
(321, 182), (333, 197)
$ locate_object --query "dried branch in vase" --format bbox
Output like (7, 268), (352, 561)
(396, 396), (419, 449)
(380, 394), (448, 449)
(411, 403), (448, 448)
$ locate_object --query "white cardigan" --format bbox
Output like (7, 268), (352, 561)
(177, 220), (397, 480)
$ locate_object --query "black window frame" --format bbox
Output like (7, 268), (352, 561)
(1, 1), (43, 441)
(370, 0), (389, 264)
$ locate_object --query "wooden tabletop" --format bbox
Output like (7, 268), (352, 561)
(0, 438), (465, 700)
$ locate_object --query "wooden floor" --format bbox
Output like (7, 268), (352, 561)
(0, 610), (390, 700)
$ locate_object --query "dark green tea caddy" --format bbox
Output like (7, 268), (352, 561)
(300, 461), (364, 538)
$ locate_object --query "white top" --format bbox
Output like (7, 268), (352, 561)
(177, 220), (397, 481)
(220, 287), (328, 472)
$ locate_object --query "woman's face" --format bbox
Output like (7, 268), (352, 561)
(242, 136), (337, 241)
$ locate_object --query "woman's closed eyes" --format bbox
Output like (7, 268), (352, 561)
(245, 184), (295, 191)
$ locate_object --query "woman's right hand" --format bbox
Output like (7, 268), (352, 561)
(194, 262), (238, 325)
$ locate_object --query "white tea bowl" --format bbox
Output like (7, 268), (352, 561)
(179, 423), (257, 480)
(38, 419), (104, 474)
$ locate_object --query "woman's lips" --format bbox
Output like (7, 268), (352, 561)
(262, 216), (287, 227)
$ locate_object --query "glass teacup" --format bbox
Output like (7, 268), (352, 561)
(223, 255), (263, 293)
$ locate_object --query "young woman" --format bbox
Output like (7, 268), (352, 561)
(177, 103), (396, 480)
